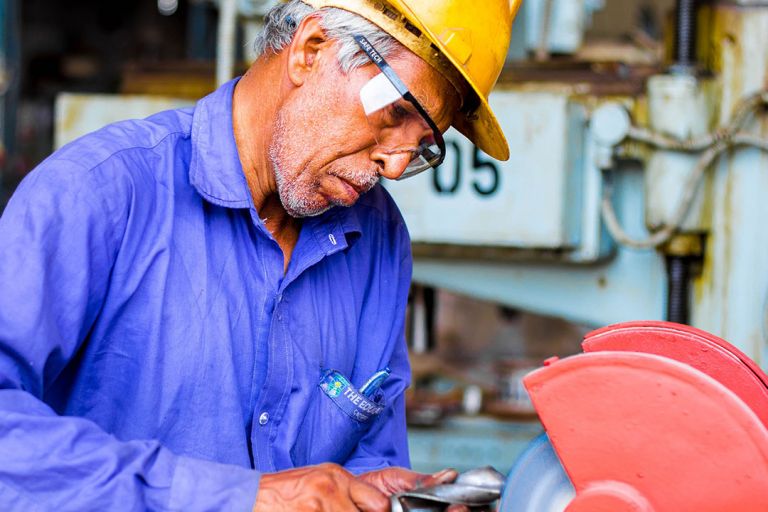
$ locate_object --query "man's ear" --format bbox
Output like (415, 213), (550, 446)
(286, 15), (332, 87)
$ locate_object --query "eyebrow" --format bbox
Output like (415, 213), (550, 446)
(422, 97), (451, 128)
(421, 99), (439, 121)
(407, 91), (441, 125)
(418, 84), (460, 128)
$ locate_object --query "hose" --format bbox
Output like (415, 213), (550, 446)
(600, 90), (768, 250)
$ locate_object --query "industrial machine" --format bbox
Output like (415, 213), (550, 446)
(391, 321), (768, 511)
(503, 321), (768, 511)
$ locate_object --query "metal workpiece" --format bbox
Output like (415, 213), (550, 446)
(391, 466), (505, 512)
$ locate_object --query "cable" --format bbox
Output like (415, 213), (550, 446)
(601, 141), (727, 249)
(625, 90), (768, 152)
(601, 89), (768, 250)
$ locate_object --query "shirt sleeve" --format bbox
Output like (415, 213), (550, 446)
(343, 218), (414, 475)
(0, 159), (259, 511)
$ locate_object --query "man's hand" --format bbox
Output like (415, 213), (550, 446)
(358, 467), (470, 512)
(253, 463), (389, 512)
(357, 467), (458, 495)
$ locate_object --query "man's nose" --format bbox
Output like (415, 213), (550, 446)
(370, 148), (413, 180)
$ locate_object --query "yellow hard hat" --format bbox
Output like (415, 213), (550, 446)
(303, 0), (521, 161)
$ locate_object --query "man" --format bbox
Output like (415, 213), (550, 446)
(0, 0), (518, 510)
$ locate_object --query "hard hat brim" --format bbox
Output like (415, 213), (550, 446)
(452, 94), (510, 161)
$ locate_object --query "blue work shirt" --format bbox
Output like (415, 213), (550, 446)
(0, 78), (413, 511)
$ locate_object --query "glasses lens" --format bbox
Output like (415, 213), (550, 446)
(399, 141), (442, 179)
(360, 73), (444, 179)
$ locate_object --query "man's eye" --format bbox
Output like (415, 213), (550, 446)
(387, 104), (410, 122)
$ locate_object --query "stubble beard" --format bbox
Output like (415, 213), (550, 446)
(268, 108), (380, 218)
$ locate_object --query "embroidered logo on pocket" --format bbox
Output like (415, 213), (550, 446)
(319, 370), (385, 424)
(320, 370), (349, 398)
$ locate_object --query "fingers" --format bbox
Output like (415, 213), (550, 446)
(348, 478), (390, 512)
(358, 468), (413, 495)
(359, 467), (459, 495)
(414, 468), (459, 489)
(253, 464), (389, 512)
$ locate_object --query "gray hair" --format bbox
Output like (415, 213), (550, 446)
(253, 0), (402, 73)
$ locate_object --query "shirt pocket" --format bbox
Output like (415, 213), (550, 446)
(291, 370), (386, 467)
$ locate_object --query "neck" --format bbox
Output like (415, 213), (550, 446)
(232, 56), (301, 271)
(232, 57), (283, 215)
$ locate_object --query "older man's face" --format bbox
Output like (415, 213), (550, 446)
(269, 45), (459, 218)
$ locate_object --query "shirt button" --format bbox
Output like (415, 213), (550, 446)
(258, 412), (270, 426)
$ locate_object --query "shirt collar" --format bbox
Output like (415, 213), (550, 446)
(189, 77), (252, 208)
(306, 205), (362, 252)
(284, 206), (362, 284)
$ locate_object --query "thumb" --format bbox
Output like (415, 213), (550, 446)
(349, 479), (389, 512)
(416, 468), (459, 488)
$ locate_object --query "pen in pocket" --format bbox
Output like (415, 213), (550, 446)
(359, 367), (391, 398)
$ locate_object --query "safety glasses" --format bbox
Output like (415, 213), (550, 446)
(354, 34), (446, 180)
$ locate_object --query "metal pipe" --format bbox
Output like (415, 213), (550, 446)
(666, 256), (691, 324)
(216, 0), (239, 86)
(673, 0), (697, 70)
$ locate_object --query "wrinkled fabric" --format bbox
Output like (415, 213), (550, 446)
(0, 78), (413, 511)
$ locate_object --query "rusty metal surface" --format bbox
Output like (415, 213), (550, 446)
(691, 4), (768, 368)
(497, 60), (660, 96)
(120, 61), (219, 99)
